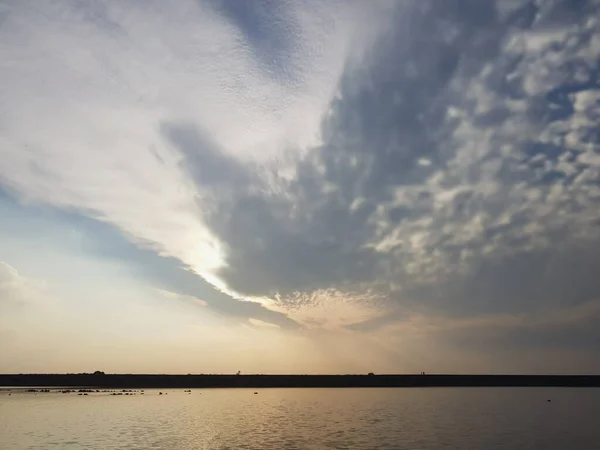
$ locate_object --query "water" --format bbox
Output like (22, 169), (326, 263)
(1, 388), (599, 449)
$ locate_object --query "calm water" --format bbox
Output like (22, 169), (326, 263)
(1, 388), (599, 449)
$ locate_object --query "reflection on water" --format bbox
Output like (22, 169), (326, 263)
(1, 388), (600, 449)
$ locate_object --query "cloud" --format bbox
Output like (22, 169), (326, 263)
(248, 318), (280, 329)
(48, 206), (302, 329)
(1, 0), (600, 344)
(177, 0), (600, 322)
(0, 261), (42, 307)
(0, 0), (384, 294)
(384, 299), (600, 351)
(351, 299), (600, 373)
(157, 289), (208, 307)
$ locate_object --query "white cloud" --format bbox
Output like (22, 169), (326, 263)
(0, 261), (43, 306)
(248, 318), (280, 329)
(0, 0), (388, 296)
(274, 288), (387, 330)
(156, 288), (208, 307)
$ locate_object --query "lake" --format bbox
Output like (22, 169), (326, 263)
(1, 388), (599, 449)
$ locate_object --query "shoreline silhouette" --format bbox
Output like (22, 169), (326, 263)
(2, 374), (600, 389)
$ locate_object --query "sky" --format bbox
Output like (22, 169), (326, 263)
(1, 0), (600, 374)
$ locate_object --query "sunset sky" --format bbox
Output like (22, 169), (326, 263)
(1, 0), (600, 374)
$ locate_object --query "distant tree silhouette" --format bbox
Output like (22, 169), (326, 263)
(236, 371), (241, 376)
(93, 371), (105, 375)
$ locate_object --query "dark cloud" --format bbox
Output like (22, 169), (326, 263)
(163, 123), (381, 298)
(205, 0), (304, 80)
(162, 0), (600, 346)
(162, 0), (508, 298)
(445, 301), (600, 352)
(405, 239), (600, 316)
(345, 310), (407, 333)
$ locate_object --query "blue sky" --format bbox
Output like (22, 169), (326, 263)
(1, 0), (600, 374)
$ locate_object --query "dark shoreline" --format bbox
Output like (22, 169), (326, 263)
(2, 374), (600, 389)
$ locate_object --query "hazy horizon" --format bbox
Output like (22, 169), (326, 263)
(2, 0), (600, 375)
(5, 371), (599, 374)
